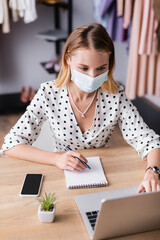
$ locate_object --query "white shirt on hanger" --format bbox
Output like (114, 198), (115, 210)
(0, 0), (3, 24)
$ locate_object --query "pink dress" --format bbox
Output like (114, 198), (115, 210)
(125, 0), (160, 99)
(123, 0), (134, 29)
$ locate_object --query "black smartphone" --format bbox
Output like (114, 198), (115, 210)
(20, 173), (43, 197)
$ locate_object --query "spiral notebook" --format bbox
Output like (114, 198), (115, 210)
(64, 156), (108, 189)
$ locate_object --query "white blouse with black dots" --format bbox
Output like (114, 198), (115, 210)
(1, 81), (160, 159)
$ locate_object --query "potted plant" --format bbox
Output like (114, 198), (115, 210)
(38, 192), (56, 223)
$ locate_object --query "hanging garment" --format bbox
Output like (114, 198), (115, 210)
(24, 0), (37, 24)
(99, 0), (128, 42)
(93, 0), (109, 30)
(1, 0), (10, 33)
(123, 0), (134, 29)
(125, 0), (143, 99)
(9, 0), (26, 18)
(100, 0), (115, 17)
(9, 0), (37, 24)
(11, 9), (19, 22)
(9, 0), (26, 21)
(116, 0), (124, 17)
(100, 0), (117, 40)
(153, 0), (160, 52)
(138, 0), (158, 55)
(156, 23), (160, 52)
(155, 54), (160, 96)
(0, 0), (3, 24)
(125, 0), (160, 99)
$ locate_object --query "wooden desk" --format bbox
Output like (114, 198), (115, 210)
(0, 146), (160, 240)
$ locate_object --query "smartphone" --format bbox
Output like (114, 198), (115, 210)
(20, 174), (43, 197)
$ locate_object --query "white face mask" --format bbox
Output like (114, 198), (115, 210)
(71, 69), (109, 93)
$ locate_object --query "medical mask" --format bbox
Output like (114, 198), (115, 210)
(71, 69), (109, 93)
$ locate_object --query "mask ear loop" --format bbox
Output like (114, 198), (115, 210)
(66, 54), (72, 82)
(67, 54), (72, 76)
(66, 52), (71, 63)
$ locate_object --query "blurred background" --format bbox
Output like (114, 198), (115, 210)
(0, 0), (159, 147)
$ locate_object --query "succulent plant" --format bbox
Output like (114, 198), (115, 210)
(38, 192), (56, 211)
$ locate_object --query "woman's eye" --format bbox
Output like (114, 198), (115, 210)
(80, 67), (88, 71)
(97, 67), (105, 71)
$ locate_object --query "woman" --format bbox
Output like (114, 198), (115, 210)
(1, 24), (160, 192)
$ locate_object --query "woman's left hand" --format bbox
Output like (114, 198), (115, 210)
(138, 169), (160, 193)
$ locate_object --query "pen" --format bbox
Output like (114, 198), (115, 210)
(65, 145), (91, 169)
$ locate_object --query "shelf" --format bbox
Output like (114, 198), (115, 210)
(40, 62), (59, 74)
(37, 29), (68, 41)
(37, 0), (72, 72)
(41, 1), (69, 9)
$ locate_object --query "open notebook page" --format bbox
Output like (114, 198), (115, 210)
(64, 156), (108, 189)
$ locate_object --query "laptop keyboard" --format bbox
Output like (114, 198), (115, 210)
(85, 210), (99, 230)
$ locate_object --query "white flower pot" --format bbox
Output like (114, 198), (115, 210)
(38, 204), (56, 223)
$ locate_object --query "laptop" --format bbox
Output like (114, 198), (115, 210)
(75, 186), (160, 240)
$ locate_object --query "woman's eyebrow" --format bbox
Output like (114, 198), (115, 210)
(97, 64), (108, 68)
(78, 64), (89, 67)
(77, 63), (108, 67)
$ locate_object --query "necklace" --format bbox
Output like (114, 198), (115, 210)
(68, 87), (97, 118)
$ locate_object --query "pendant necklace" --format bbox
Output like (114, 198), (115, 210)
(68, 87), (97, 118)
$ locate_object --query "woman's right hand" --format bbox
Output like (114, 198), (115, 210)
(54, 150), (88, 171)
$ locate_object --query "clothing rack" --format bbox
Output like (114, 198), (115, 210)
(37, 0), (72, 74)
(0, 0), (72, 111)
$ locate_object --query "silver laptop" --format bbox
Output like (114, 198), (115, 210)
(75, 186), (160, 240)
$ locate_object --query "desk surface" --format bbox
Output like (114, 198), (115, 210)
(0, 146), (160, 240)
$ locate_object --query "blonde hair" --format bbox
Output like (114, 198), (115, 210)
(55, 23), (119, 94)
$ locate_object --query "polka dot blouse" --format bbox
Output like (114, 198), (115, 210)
(1, 81), (160, 159)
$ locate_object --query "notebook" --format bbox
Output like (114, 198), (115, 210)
(64, 156), (108, 189)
